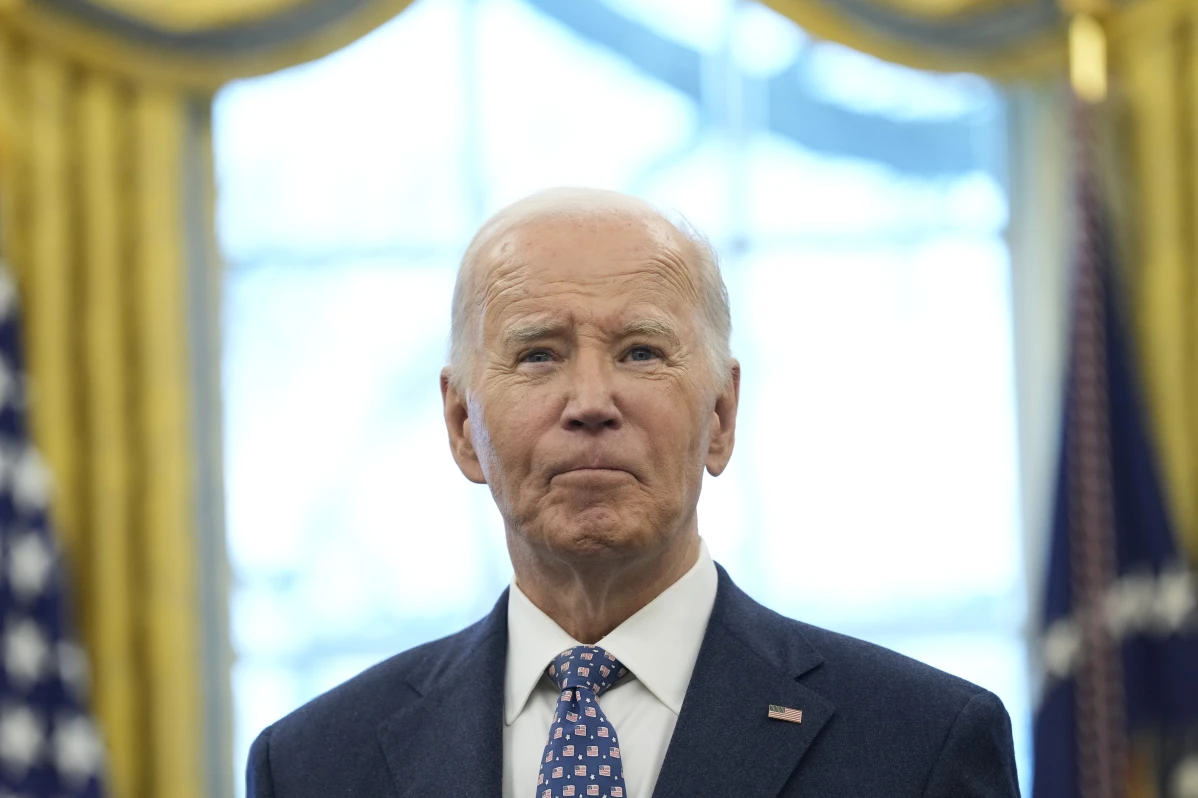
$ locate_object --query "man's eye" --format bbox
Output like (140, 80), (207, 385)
(625, 346), (659, 362)
(522, 350), (553, 363)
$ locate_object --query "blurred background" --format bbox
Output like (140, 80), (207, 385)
(0, 0), (1195, 796)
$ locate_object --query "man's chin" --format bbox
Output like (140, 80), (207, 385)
(537, 509), (651, 560)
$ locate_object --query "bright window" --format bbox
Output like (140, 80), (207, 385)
(215, 0), (1027, 793)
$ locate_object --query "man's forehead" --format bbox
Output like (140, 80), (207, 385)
(473, 216), (696, 303)
(486, 212), (684, 263)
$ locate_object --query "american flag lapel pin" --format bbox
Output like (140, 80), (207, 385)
(768, 704), (803, 724)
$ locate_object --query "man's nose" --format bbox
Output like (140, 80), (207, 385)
(561, 353), (623, 432)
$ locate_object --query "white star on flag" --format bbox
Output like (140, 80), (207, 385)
(5, 619), (49, 688)
(56, 642), (91, 699)
(9, 534), (54, 602)
(52, 715), (104, 785)
(11, 448), (50, 514)
(0, 705), (42, 775)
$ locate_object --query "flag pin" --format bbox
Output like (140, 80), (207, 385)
(768, 704), (803, 723)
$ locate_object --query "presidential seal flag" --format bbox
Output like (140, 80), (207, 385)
(0, 263), (107, 795)
(1032, 100), (1198, 798)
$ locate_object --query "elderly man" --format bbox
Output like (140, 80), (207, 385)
(247, 188), (1020, 797)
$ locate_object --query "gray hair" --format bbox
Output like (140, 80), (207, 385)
(447, 188), (732, 390)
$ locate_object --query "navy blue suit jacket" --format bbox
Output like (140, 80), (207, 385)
(248, 565), (1020, 797)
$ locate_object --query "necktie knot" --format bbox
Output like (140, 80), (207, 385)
(547, 645), (626, 696)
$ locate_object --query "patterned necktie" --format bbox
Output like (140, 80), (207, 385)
(536, 645), (629, 798)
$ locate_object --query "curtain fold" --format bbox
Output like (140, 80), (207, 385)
(0, 0), (419, 88)
(0, 31), (209, 798)
(1113, 3), (1198, 565)
(1, 0), (1197, 797)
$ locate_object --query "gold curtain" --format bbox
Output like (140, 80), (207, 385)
(0, 0), (419, 89)
(0, 2), (420, 796)
(760, 0), (1067, 76)
(0, 31), (212, 798)
(1, 1), (1196, 797)
(1112, 0), (1198, 565)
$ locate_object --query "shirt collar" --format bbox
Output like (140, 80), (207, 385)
(504, 539), (718, 725)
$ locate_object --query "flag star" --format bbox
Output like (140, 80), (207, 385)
(1041, 620), (1080, 679)
(5, 619), (48, 687)
(57, 641), (89, 698)
(1156, 569), (1197, 630)
(12, 448), (51, 512)
(0, 705), (42, 772)
(9, 534), (54, 601)
(53, 715), (104, 784)
(1169, 755), (1198, 798)
(1105, 571), (1156, 636)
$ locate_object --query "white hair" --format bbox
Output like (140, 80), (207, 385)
(447, 187), (732, 390)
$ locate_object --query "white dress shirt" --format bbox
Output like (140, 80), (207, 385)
(502, 540), (718, 798)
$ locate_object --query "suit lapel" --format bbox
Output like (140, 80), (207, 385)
(377, 593), (509, 797)
(652, 568), (835, 798)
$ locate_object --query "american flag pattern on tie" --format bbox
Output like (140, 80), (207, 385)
(537, 646), (628, 798)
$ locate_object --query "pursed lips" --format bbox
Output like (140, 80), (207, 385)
(551, 463), (636, 481)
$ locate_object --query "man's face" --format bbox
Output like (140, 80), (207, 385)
(443, 212), (738, 564)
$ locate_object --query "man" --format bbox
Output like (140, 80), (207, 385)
(247, 188), (1020, 797)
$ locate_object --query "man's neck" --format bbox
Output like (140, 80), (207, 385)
(510, 532), (701, 644)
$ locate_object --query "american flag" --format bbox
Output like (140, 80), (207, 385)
(0, 264), (106, 795)
(768, 704), (803, 724)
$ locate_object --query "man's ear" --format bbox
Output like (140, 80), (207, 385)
(441, 368), (487, 484)
(705, 359), (740, 477)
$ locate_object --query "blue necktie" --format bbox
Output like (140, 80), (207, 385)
(536, 645), (629, 798)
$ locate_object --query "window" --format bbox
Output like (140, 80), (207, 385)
(215, 0), (1026, 792)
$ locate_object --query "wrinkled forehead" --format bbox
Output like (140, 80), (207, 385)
(471, 212), (701, 316)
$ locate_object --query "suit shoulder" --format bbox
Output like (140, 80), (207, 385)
(795, 620), (987, 706)
(247, 607), (506, 796)
(267, 614), (496, 746)
(720, 585), (994, 719)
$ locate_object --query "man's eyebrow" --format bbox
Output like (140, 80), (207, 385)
(502, 321), (568, 348)
(616, 318), (682, 346)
